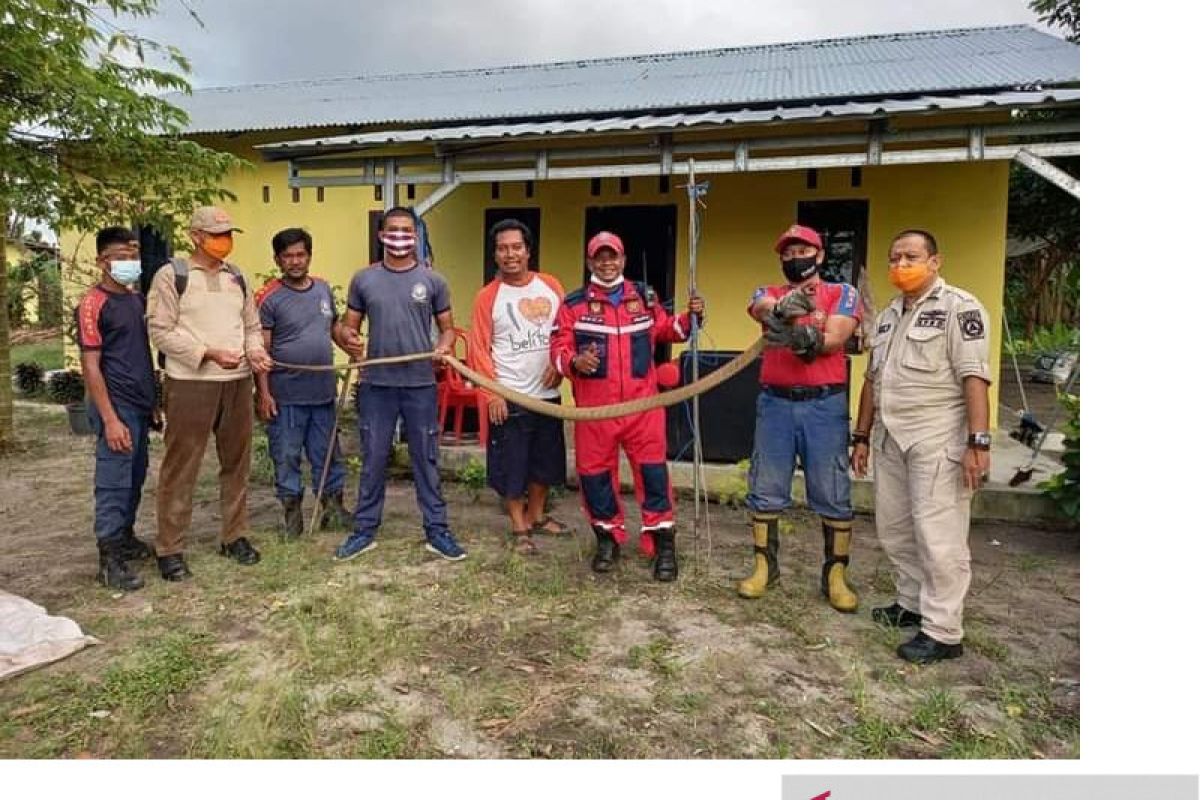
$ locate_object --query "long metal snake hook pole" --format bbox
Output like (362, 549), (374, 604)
(686, 158), (702, 573)
(306, 357), (356, 537)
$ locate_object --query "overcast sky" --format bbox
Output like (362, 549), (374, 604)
(124, 0), (1054, 89)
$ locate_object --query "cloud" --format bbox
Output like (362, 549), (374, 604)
(126, 0), (1046, 88)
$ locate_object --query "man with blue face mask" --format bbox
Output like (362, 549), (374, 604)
(75, 226), (159, 591)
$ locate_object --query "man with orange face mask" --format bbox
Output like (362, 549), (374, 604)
(851, 229), (992, 664)
(147, 206), (273, 582)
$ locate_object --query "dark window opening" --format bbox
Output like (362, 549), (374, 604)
(134, 224), (172, 296)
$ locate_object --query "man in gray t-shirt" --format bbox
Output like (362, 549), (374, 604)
(254, 228), (353, 539)
(332, 206), (467, 563)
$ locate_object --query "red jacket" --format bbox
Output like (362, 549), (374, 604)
(551, 280), (694, 407)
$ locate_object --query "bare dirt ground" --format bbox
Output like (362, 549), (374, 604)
(0, 400), (1078, 759)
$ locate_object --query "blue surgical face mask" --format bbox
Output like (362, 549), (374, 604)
(110, 259), (142, 286)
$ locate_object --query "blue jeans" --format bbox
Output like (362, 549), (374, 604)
(353, 384), (448, 538)
(746, 390), (852, 520)
(265, 402), (347, 500)
(87, 402), (151, 541)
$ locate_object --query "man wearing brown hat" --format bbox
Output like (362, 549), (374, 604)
(738, 223), (863, 612)
(147, 206), (272, 581)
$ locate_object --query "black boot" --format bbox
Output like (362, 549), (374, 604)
(281, 496), (303, 540)
(651, 527), (678, 582)
(97, 537), (144, 592)
(591, 525), (619, 573)
(117, 527), (154, 561)
(319, 491), (354, 531)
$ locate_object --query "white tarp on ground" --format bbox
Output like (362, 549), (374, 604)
(0, 590), (98, 682)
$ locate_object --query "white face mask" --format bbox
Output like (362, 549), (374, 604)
(589, 272), (624, 289)
(109, 260), (142, 286)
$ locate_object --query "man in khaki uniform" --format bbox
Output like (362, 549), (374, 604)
(148, 206), (272, 581)
(851, 229), (991, 664)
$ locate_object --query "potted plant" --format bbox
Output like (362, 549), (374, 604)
(12, 361), (45, 397)
(45, 369), (91, 435)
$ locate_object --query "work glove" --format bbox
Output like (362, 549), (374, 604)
(789, 324), (825, 362)
(774, 290), (815, 320)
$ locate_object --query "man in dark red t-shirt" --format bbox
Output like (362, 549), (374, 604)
(739, 224), (863, 613)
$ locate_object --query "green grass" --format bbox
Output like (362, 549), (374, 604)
(0, 401), (1079, 760)
(11, 339), (65, 371)
(0, 629), (221, 758)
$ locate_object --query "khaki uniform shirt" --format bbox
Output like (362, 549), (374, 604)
(866, 277), (991, 453)
(147, 260), (265, 381)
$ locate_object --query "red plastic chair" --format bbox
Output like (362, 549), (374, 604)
(437, 327), (489, 445)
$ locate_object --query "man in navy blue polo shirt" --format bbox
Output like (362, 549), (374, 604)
(332, 206), (467, 562)
(254, 228), (353, 539)
(75, 226), (158, 591)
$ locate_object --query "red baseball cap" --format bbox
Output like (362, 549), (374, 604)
(774, 224), (823, 254)
(587, 231), (625, 258)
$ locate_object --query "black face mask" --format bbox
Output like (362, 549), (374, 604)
(782, 257), (819, 283)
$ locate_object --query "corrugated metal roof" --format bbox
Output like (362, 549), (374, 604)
(169, 25), (1079, 135)
(259, 89), (1079, 152)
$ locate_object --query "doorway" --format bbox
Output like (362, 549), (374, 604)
(483, 207), (541, 284)
(583, 204), (677, 362)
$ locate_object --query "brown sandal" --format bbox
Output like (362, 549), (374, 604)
(530, 516), (572, 536)
(511, 532), (538, 555)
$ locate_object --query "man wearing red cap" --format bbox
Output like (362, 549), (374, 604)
(738, 223), (863, 612)
(550, 231), (704, 581)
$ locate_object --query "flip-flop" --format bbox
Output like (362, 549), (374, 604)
(511, 531), (538, 555)
(530, 516), (572, 536)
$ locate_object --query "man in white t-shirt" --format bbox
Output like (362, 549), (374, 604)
(468, 219), (569, 555)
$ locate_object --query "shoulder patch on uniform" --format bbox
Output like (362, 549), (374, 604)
(876, 322), (892, 335)
(914, 309), (948, 330)
(957, 309), (986, 340)
(254, 277), (282, 307)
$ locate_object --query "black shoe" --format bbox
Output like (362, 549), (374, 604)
(651, 527), (678, 582)
(319, 491), (354, 531)
(872, 602), (922, 628)
(219, 537), (261, 565)
(281, 496), (304, 540)
(97, 538), (144, 591)
(591, 526), (619, 573)
(117, 528), (155, 561)
(157, 554), (192, 582)
(897, 631), (963, 664)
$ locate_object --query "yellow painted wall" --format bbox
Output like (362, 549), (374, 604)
(60, 127), (1010, 427)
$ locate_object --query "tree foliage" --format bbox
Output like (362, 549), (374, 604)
(1030, 0), (1080, 43)
(1, 0), (245, 448)
(1004, 0), (1081, 337)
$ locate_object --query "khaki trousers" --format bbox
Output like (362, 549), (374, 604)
(155, 377), (254, 556)
(873, 428), (973, 644)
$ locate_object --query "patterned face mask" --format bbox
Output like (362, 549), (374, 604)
(380, 231), (416, 257)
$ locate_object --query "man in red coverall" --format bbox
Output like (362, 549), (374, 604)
(551, 232), (704, 581)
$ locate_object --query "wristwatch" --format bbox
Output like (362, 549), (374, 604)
(967, 432), (992, 451)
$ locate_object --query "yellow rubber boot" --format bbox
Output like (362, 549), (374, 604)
(821, 518), (858, 613)
(737, 514), (779, 599)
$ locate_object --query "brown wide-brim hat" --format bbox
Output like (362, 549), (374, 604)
(189, 206), (243, 234)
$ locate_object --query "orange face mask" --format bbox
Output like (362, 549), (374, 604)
(889, 262), (932, 293)
(200, 234), (234, 261)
